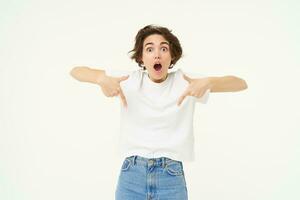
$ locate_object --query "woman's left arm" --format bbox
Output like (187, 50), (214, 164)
(206, 76), (248, 92)
(177, 74), (248, 106)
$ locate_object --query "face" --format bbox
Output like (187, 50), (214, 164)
(141, 34), (172, 83)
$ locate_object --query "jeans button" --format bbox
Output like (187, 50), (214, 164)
(148, 159), (154, 165)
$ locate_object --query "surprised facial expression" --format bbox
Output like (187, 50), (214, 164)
(141, 34), (172, 83)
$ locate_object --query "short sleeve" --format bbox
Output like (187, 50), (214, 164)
(180, 69), (210, 104)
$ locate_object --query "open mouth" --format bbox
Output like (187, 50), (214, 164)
(153, 63), (162, 71)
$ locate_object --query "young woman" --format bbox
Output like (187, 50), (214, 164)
(70, 25), (248, 200)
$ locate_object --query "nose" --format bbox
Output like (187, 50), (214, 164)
(154, 50), (161, 59)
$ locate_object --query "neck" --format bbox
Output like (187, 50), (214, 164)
(148, 73), (168, 83)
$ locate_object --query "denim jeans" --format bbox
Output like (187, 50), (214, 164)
(115, 155), (188, 200)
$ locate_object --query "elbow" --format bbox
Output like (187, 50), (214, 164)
(240, 78), (248, 91)
(69, 66), (83, 79)
(69, 68), (75, 77)
(69, 68), (77, 80)
(231, 76), (248, 91)
(228, 76), (248, 91)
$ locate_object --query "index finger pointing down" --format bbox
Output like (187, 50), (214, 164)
(119, 88), (127, 107)
(177, 90), (189, 106)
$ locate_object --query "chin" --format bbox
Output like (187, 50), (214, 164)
(154, 72), (168, 81)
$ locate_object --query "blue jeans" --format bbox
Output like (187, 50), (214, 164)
(115, 155), (188, 200)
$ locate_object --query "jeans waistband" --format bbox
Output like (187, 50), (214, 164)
(125, 155), (182, 168)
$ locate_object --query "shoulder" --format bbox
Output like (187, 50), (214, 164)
(169, 68), (183, 77)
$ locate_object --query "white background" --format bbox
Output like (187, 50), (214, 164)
(1, 0), (299, 199)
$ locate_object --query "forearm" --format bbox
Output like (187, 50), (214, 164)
(70, 66), (106, 84)
(207, 76), (248, 92)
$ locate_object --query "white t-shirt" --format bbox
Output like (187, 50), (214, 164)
(105, 68), (210, 162)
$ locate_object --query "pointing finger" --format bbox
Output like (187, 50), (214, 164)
(177, 90), (189, 106)
(118, 88), (127, 107)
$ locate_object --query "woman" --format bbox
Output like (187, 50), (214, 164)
(70, 24), (248, 200)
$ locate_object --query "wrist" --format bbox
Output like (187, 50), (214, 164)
(206, 77), (216, 90)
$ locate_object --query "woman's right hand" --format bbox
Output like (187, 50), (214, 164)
(97, 74), (130, 107)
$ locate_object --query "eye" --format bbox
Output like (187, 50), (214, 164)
(146, 47), (153, 52)
(161, 47), (168, 52)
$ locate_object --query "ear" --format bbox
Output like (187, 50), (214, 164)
(138, 60), (146, 70)
(139, 61), (144, 67)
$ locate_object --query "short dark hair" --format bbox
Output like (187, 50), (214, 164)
(129, 25), (183, 70)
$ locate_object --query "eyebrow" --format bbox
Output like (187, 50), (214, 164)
(144, 42), (169, 47)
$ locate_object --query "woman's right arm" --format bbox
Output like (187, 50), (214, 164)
(70, 66), (105, 85)
(69, 66), (129, 107)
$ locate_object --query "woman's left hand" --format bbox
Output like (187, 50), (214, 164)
(177, 74), (211, 106)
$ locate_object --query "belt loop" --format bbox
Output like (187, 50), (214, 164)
(162, 157), (166, 168)
(133, 155), (137, 165)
